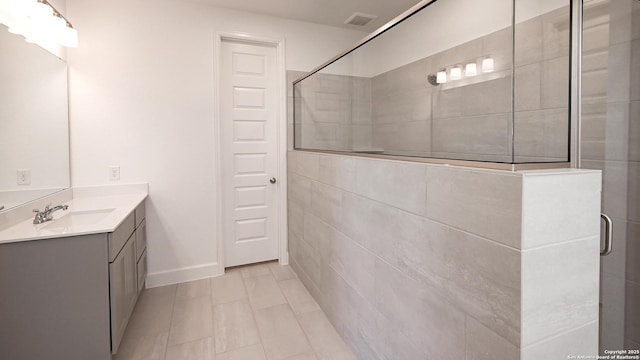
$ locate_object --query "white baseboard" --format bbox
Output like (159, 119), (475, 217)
(145, 262), (222, 288)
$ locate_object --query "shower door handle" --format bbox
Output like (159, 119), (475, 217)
(600, 213), (613, 256)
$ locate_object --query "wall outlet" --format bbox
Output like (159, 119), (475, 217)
(109, 166), (120, 181)
(17, 169), (31, 185)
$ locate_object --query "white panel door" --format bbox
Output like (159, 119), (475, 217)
(221, 40), (279, 267)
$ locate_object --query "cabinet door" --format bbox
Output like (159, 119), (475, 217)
(109, 235), (138, 354)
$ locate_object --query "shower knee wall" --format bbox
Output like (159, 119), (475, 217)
(287, 150), (601, 359)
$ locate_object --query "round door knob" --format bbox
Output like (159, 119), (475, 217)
(270, 177), (277, 184)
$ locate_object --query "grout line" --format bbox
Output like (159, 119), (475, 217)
(521, 320), (598, 350)
(242, 266), (270, 359)
(162, 285), (179, 359)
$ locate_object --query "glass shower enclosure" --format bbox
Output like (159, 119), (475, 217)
(293, 0), (572, 167)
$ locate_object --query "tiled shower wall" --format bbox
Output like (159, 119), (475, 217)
(287, 150), (601, 359)
(580, 0), (640, 352)
(290, 72), (373, 151)
(370, 6), (570, 162)
(292, 7), (571, 163)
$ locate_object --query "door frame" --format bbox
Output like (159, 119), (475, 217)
(213, 31), (288, 274)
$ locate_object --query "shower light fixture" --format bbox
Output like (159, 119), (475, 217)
(482, 58), (494, 73)
(465, 62), (477, 76)
(0, 0), (78, 49)
(450, 66), (462, 80)
(427, 56), (494, 87)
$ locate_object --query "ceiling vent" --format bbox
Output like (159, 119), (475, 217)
(344, 12), (378, 27)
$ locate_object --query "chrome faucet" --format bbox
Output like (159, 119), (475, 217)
(33, 203), (69, 224)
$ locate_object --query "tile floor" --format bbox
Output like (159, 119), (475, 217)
(114, 261), (357, 360)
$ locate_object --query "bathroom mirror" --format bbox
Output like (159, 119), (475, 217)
(0, 24), (70, 212)
(294, 0), (571, 164)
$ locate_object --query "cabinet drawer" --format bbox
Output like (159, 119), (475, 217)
(135, 219), (146, 262)
(135, 202), (145, 228)
(137, 250), (147, 294)
(108, 212), (135, 263)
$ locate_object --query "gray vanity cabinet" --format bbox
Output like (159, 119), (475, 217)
(109, 202), (147, 354)
(0, 201), (147, 359)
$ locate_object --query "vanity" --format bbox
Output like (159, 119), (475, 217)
(0, 186), (148, 360)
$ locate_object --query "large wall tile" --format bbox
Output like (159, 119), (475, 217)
(389, 210), (521, 345)
(288, 173), (311, 211)
(542, 6), (571, 61)
(626, 280), (640, 343)
(600, 273), (626, 352)
(426, 165), (522, 248)
(521, 237), (600, 347)
(296, 239), (323, 290)
(541, 56), (570, 109)
(288, 201), (304, 239)
(373, 259), (466, 360)
(514, 108), (569, 160)
(521, 321), (599, 360)
(515, 16), (543, 66)
(627, 221), (640, 283)
(302, 212), (332, 262)
(521, 171), (601, 249)
(319, 267), (361, 337)
(355, 297), (426, 360)
(465, 316), (519, 360)
(631, 39), (640, 101)
(356, 158), (427, 215)
(630, 101), (640, 162)
(431, 114), (511, 157)
(310, 181), (342, 229)
(514, 63), (541, 111)
(329, 229), (376, 300)
(317, 155), (357, 192)
(340, 191), (399, 256)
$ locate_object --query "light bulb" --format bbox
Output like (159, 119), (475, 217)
(482, 58), (494, 73)
(450, 67), (462, 80)
(436, 71), (447, 84)
(465, 63), (477, 77)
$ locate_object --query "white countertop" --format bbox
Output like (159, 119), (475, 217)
(0, 187), (147, 244)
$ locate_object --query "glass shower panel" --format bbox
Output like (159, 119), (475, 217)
(581, 0), (640, 353)
(293, 0), (573, 164)
(294, 0), (517, 163)
(513, 0), (571, 163)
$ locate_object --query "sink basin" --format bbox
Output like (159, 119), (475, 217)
(44, 209), (116, 230)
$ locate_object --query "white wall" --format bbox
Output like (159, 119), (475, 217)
(65, 0), (365, 286)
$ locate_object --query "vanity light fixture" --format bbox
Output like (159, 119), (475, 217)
(0, 0), (78, 49)
(436, 70), (447, 84)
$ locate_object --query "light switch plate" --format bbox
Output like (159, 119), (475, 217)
(17, 169), (31, 185)
(109, 166), (120, 181)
